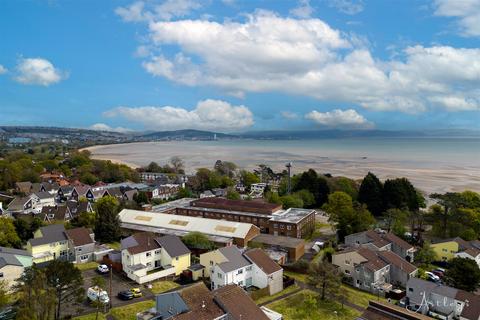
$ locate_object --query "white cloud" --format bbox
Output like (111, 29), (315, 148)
(0, 65), (7, 74)
(434, 0), (480, 37)
(115, 0), (201, 22)
(305, 109), (373, 128)
(104, 99), (254, 131)
(119, 7), (480, 113)
(14, 58), (66, 86)
(327, 0), (364, 15)
(290, 0), (314, 18)
(89, 123), (133, 133)
(281, 111), (299, 119)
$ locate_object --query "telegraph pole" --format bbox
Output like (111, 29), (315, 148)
(109, 264), (113, 309)
(286, 162), (292, 194)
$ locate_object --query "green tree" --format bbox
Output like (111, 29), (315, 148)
(293, 189), (316, 208)
(294, 169), (330, 207)
(177, 187), (193, 198)
(323, 192), (375, 241)
(94, 196), (121, 243)
(444, 257), (480, 292)
(307, 260), (341, 300)
(214, 160), (237, 177)
(383, 178), (420, 211)
(0, 281), (8, 309)
(265, 192), (282, 205)
(240, 170), (260, 189)
(182, 232), (215, 250)
(358, 172), (384, 216)
(15, 266), (56, 320)
(133, 191), (149, 205)
(280, 194), (304, 209)
(170, 156), (185, 174)
(45, 260), (85, 320)
(0, 216), (21, 248)
(70, 211), (97, 229)
(226, 187), (241, 200)
(415, 241), (437, 267)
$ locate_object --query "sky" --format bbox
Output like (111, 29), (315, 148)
(1, 0), (480, 133)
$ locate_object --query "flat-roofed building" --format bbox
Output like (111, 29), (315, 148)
(118, 209), (260, 247)
(161, 198), (315, 238)
(252, 233), (306, 262)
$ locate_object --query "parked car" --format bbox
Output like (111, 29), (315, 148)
(117, 290), (134, 301)
(432, 270), (444, 278)
(97, 264), (109, 274)
(87, 286), (110, 304)
(131, 288), (142, 298)
(425, 272), (441, 283)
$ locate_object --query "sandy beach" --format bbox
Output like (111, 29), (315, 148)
(83, 139), (480, 195)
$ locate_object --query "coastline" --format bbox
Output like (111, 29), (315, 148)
(82, 140), (480, 195)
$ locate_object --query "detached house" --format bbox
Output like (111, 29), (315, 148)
(200, 246), (283, 295)
(6, 195), (39, 215)
(34, 191), (56, 208)
(40, 205), (73, 223)
(121, 233), (191, 284)
(431, 237), (480, 267)
(27, 224), (95, 264)
(71, 185), (94, 201)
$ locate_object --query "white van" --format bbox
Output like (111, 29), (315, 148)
(87, 286), (110, 304)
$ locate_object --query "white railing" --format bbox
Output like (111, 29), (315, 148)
(135, 266), (176, 284)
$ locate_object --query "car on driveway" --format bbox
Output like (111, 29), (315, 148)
(117, 290), (134, 301)
(97, 264), (109, 274)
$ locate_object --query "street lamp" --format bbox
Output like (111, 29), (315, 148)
(285, 162), (292, 194)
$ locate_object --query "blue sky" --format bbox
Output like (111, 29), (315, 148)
(0, 0), (479, 132)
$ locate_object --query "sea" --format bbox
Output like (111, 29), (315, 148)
(87, 137), (480, 195)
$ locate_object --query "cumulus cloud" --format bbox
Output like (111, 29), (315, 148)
(118, 6), (480, 113)
(434, 0), (480, 37)
(290, 0), (314, 18)
(104, 99), (254, 131)
(327, 0), (364, 15)
(305, 109), (373, 128)
(115, 0), (201, 22)
(14, 58), (67, 86)
(281, 111), (299, 119)
(89, 123), (133, 133)
(0, 65), (7, 74)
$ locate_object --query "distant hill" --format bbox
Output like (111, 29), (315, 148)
(137, 129), (237, 140)
(237, 129), (427, 140)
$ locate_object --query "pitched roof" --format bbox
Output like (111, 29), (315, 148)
(244, 248), (282, 275)
(383, 233), (414, 250)
(41, 206), (70, 221)
(29, 224), (68, 246)
(455, 290), (480, 320)
(7, 197), (31, 211)
(213, 285), (270, 320)
(365, 230), (390, 249)
(173, 282), (225, 320)
(377, 250), (417, 274)
(0, 247), (32, 269)
(464, 247), (480, 258)
(155, 235), (190, 258)
(217, 246), (252, 273)
(357, 247), (389, 272)
(15, 182), (32, 193)
(359, 301), (433, 320)
(35, 191), (54, 200)
(65, 227), (94, 247)
(121, 233), (161, 255)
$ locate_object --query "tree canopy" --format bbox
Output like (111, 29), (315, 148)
(94, 196), (121, 243)
(444, 257), (480, 292)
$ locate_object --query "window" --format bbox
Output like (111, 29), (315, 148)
(0, 273), (3, 278)
(146, 252), (151, 257)
(147, 262), (152, 267)
(155, 250), (161, 255)
(80, 255), (89, 261)
(210, 261), (214, 266)
(408, 288), (413, 292)
(77, 247), (82, 252)
(237, 269), (243, 275)
(176, 257), (179, 261)
(345, 270), (350, 275)
(217, 273), (223, 279)
(238, 281), (243, 286)
(442, 248), (448, 252)
(246, 266), (252, 271)
(287, 225), (292, 230)
(280, 225), (285, 229)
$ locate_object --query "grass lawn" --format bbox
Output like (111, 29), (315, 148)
(106, 242), (121, 250)
(341, 284), (387, 308)
(73, 313), (107, 320)
(75, 261), (99, 271)
(109, 300), (155, 320)
(254, 284), (300, 305)
(284, 271), (308, 283)
(267, 290), (361, 320)
(149, 280), (180, 294)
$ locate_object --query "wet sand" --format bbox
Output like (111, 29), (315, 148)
(83, 140), (480, 195)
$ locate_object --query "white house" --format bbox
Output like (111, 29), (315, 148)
(200, 246), (283, 295)
(121, 233), (191, 284)
(34, 191), (56, 210)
